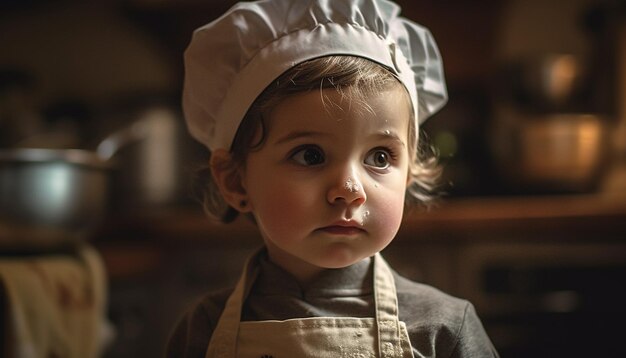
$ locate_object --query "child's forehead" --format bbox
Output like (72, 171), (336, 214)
(267, 87), (412, 137)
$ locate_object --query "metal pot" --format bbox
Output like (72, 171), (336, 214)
(0, 106), (190, 251)
(0, 148), (111, 251)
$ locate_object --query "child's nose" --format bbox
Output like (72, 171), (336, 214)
(327, 171), (367, 206)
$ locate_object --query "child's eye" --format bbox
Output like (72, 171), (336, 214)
(364, 148), (392, 169)
(290, 146), (325, 166)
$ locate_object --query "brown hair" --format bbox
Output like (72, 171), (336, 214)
(194, 56), (441, 222)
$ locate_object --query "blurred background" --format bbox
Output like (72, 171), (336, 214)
(0, 0), (625, 357)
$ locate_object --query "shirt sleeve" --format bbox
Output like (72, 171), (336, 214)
(394, 272), (499, 358)
(165, 303), (214, 358)
(166, 287), (233, 357)
(447, 302), (500, 358)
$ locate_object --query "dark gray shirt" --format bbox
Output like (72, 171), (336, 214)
(167, 253), (499, 357)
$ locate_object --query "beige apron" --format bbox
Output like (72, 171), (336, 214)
(205, 252), (415, 358)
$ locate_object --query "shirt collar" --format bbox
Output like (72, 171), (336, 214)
(252, 251), (374, 299)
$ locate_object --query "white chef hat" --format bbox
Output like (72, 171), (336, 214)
(183, 0), (447, 151)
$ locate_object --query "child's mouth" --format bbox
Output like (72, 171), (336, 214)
(317, 221), (366, 236)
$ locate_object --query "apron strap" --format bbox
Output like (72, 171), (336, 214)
(374, 253), (404, 357)
(205, 250), (261, 358)
(206, 251), (404, 358)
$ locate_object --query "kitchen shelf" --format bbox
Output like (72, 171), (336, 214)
(92, 193), (626, 282)
(94, 193), (626, 246)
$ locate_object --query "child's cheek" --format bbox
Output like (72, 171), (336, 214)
(384, 199), (406, 231)
(252, 182), (315, 238)
(368, 186), (406, 242)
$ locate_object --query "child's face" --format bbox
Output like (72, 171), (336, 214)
(242, 86), (411, 277)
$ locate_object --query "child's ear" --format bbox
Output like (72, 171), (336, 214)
(210, 149), (251, 213)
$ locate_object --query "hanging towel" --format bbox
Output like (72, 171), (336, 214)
(0, 244), (113, 358)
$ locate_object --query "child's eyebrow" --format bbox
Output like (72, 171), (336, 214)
(273, 131), (328, 145)
(374, 131), (407, 147)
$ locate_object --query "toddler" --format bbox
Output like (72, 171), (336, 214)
(168, 0), (499, 357)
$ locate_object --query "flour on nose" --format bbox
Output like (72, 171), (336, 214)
(344, 178), (360, 193)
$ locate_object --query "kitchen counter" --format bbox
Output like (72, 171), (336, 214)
(93, 193), (626, 285)
(95, 193), (626, 246)
(93, 193), (626, 358)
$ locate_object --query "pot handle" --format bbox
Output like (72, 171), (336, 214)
(96, 120), (149, 161)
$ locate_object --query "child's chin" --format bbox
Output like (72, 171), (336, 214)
(312, 248), (369, 269)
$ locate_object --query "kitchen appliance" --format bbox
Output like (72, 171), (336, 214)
(491, 112), (612, 193)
